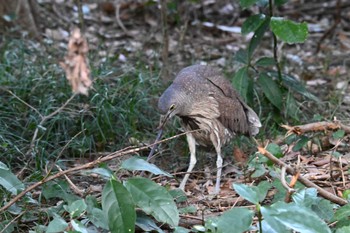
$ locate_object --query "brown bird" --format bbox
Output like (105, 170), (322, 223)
(158, 64), (261, 194)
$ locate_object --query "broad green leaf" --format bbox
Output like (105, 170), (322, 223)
(333, 130), (345, 140)
(0, 161), (24, 195)
(121, 157), (172, 177)
(257, 73), (283, 110)
(64, 199), (87, 218)
(215, 208), (254, 233)
(292, 135), (309, 152)
(311, 199), (334, 221)
(248, 17), (270, 57)
(239, 0), (259, 8)
(169, 188), (187, 203)
(265, 202), (331, 233)
(46, 216), (68, 233)
(174, 226), (190, 233)
(261, 207), (291, 233)
(136, 213), (165, 233)
(278, 73), (319, 102)
(234, 49), (249, 64)
(71, 220), (88, 233)
(124, 177), (179, 227)
(242, 14), (266, 35)
(87, 167), (113, 178)
(87, 207), (109, 229)
(336, 226), (350, 233)
(266, 143), (283, 158)
(42, 181), (79, 204)
(332, 204), (350, 221)
(233, 183), (260, 204)
(179, 205), (197, 214)
(270, 17), (308, 44)
(257, 181), (272, 202)
(285, 92), (300, 120)
(232, 67), (249, 102)
(102, 178), (136, 233)
(255, 57), (276, 67)
(292, 188), (318, 207)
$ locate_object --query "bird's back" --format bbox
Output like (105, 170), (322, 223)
(173, 64), (261, 137)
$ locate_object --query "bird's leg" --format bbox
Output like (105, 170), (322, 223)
(214, 147), (223, 194)
(179, 133), (196, 190)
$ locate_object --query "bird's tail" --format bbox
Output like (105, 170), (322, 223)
(246, 107), (262, 136)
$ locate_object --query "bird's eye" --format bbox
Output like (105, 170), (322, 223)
(169, 104), (175, 111)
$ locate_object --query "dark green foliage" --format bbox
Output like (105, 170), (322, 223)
(233, 0), (315, 125)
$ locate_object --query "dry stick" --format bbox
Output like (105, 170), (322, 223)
(0, 211), (25, 233)
(258, 147), (348, 206)
(0, 130), (195, 213)
(28, 94), (77, 154)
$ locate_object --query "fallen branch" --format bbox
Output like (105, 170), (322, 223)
(0, 130), (195, 213)
(281, 121), (350, 135)
(258, 147), (348, 206)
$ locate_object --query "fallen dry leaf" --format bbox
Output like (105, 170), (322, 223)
(60, 28), (92, 95)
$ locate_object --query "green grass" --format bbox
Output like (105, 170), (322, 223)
(0, 38), (162, 169)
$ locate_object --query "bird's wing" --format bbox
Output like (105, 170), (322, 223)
(215, 94), (251, 135)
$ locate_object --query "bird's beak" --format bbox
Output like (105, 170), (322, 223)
(157, 109), (173, 130)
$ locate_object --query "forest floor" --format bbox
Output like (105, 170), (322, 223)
(3, 0), (350, 231)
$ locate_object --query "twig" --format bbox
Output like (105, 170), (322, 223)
(115, 2), (130, 36)
(281, 121), (350, 135)
(56, 165), (85, 197)
(258, 147), (348, 205)
(28, 93), (77, 156)
(0, 130), (195, 212)
(0, 211), (25, 233)
(7, 90), (42, 117)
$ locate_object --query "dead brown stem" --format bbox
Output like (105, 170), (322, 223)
(281, 121), (350, 136)
(258, 147), (348, 206)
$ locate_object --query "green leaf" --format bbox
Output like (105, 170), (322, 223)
(332, 204), (350, 222)
(242, 14), (266, 35)
(266, 143), (283, 158)
(248, 17), (270, 58)
(42, 181), (79, 204)
(336, 226), (350, 233)
(270, 17), (308, 44)
(239, 0), (259, 8)
(255, 57), (276, 67)
(277, 73), (319, 102)
(124, 177), (179, 227)
(215, 208), (254, 233)
(261, 207), (290, 233)
(232, 67), (249, 102)
(87, 207), (109, 229)
(64, 199), (87, 218)
(71, 220), (88, 233)
(234, 49), (249, 64)
(179, 205), (197, 214)
(102, 178), (136, 233)
(257, 73), (283, 110)
(121, 156), (172, 177)
(46, 216), (68, 233)
(264, 202), (331, 233)
(0, 161), (24, 195)
(174, 226), (190, 233)
(333, 130), (345, 140)
(292, 135), (309, 152)
(169, 188), (187, 203)
(311, 199), (334, 221)
(136, 213), (165, 233)
(233, 183), (260, 204)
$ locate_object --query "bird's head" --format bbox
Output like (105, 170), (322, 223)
(157, 85), (187, 129)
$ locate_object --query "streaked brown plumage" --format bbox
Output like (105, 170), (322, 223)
(158, 64), (261, 194)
